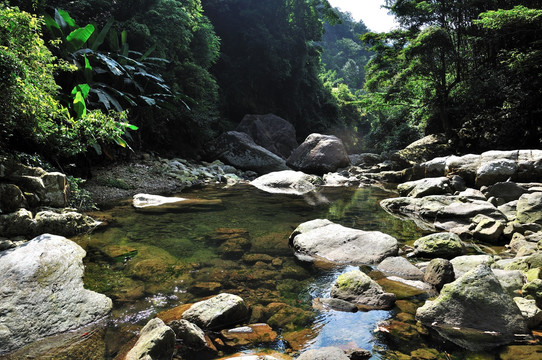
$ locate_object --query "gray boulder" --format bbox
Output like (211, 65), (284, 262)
(471, 214), (505, 243)
(423, 258), (455, 290)
(330, 270), (396, 309)
(397, 177), (452, 198)
(516, 192), (542, 225)
(349, 153), (382, 167)
(208, 131), (289, 174)
(412, 233), (465, 259)
(380, 195), (507, 233)
(286, 134), (350, 175)
(450, 254), (498, 278)
(376, 256), (424, 280)
(289, 219), (399, 264)
(250, 170), (322, 195)
(475, 159), (518, 187)
(392, 134), (451, 167)
(168, 319), (208, 351)
(236, 114), (298, 159)
(125, 318), (175, 360)
(514, 297), (542, 328)
(0, 234), (112, 353)
(416, 264), (529, 351)
(483, 182), (527, 203)
(297, 346), (349, 360)
(0, 183), (26, 213)
(181, 293), (249, 330)
(33, 209), (98, 237)
(40, 172), (68, 207)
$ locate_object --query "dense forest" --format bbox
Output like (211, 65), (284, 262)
(1, 0), (541, 167)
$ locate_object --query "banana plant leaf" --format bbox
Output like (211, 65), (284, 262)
(66, 24), (95, 51)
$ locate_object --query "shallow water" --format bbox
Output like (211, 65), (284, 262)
(49, 183), (525, 359)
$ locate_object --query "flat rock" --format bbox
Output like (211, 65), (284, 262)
(376, 256), (424, 280)
(181, 293), (249, 330)
(289, 219), (398, 264)
(250, 170), (322, 195)
(0, 234), (112, 354)
(297, 346), (349, 360)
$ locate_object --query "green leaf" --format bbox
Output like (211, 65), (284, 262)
(96, 53), (124, 76)
(66, 24), (95, 51)
(109, 28), (119, 51)
(54, 9), (69, 32)
(92, 143), (103, 155)
(83, 55), (93, 82)
(140, 44), (156, 61)
(90, 18), (114, 51)
(73, 90), (87, 119)
(126, 124), (139, 130)
(71, 84), (90, 99)
(44, 14), (63, 39)
(57, 9), (76, 28)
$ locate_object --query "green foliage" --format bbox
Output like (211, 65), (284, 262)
(67, 175), (97, 210)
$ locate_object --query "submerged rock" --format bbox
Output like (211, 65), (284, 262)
(286, 134), (350, 175)
(250, 170), (322, 195)
(297, 346), (349, 360)
(330, 270), (396, 309)
(416, 264), (529, 351)
(181, 293), (249, 330)
(125, 318), (175, 360)
(289, 219), (398, 264)
(0, 234), (112, 354)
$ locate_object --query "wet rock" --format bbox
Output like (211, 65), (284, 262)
(286, 134), (350, 175)
(125, 318), (175, 360)
(0, 183), (26, 213)
(220, 323), (277, 347)
(289, 219), (398, 264)
(313, 297), (358, 313)
(168, 319), (210, 351)
(344, 348), (371, 360)
(323, 172), (358, 187)
(423, 258), (455, 290)
(0, 234), (112, 353)
(297, 346), (349, 360)
(397, 177), (451, 198)
(266, 304), (315, 330)
(133, 193), (187, 208)
(250, 170), (322, 195)
(217, 234), (251, 260)
(376, 256), (424, 280)
(499, 345), (542, 360)
(330, 270), (396, 309)
(181, 293), (249, 330)
(516, 192), (542, 225)
(380, 195), (506, 233)
(33, 209), (98, 237)
(0, 208), (33, 237)
(412, 233), (465, 259)
(416, 264), (529, 350)
(207, 131), (289, 174)
(236, 114), (298, 159)
(514, 297), (542, 328)
(189, 282), (223, 296)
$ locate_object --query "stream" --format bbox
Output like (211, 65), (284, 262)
(52, 184), (512, 358)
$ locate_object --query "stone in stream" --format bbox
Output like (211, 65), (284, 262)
(168, 319), (215, 352)
(411, 232), (465, 259)
(125, 318), (175, 360)
(396, 177), (452, 198)
(181, 293), (249, 330)
(330, 270), (396, 309)
(416, 264), (529, 351)
(289, 219), (399, 265)
(286, 133), (350, 175)
(0, 234), (112, 354)
(250, 170), (323, 195)
(376, 256), (424, 280)
(423, 258), (455, 290)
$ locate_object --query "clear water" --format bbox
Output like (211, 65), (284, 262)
(69, 184), (429, 358)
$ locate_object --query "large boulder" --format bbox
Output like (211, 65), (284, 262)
(289, 219), (399, 264)
(250, 170), (323, 195)
(181, 293), (249, 330)
(392, 134), (451, 167)
(0, 234), (112, 353)
(207, 131), (289, 174)
(330, 270), (396, 309)
(40, 172), (69, 207)
(475, 159), (518, 187)
(380, 195), (507, 233)
(416, 264), (529, 351)
(516, 192), (542, 225)
(423, 258), (455, 290)
(236, 114), (298, 159)
(286, 134), (350, 175)
(397, 177), (452, 198)
(125, 318), (175, 360)
(0, 183), (26, 213)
